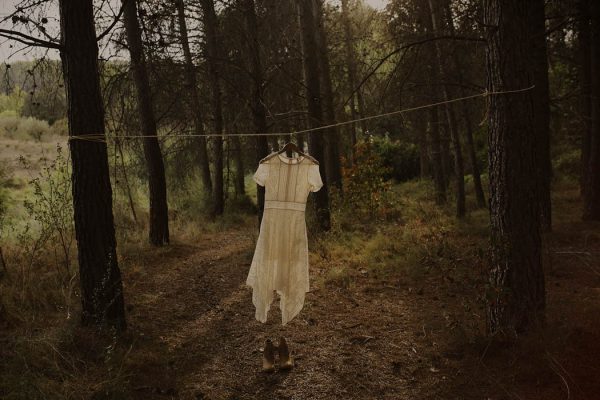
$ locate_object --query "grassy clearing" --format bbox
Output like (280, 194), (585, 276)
(318, 177), (490, 292)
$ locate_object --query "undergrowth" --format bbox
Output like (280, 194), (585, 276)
(319, 177), (489, 290)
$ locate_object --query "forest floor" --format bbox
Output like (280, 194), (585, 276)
(1, 182), (600, 400)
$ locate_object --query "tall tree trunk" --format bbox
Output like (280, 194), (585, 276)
(297, 0), (331, 231)
(584, 0), (600, 220)
(415, 114), (430, 178)
(176, 0), (212, 195)
(530, 0), (552, 231)
(200, 0), (225, 216)
(579, 0), (592, 198)
(242, 0), (270, 225)
(341, 0), (360, 157)
(122, 0), (169, 245)
(428, 0), (465, 218)
(315, 0), (342, 191)
(232, 135), (245, 197)
(462, 106), (486, 207)
(484, 0), (545, 335)
(59, 0), (126, 330)
(440, 121), (452, 190)
(442, 0), (486, 208)
(429, 107), (446, 204)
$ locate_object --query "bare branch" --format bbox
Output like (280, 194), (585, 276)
(0, 28), (61, 49)
(342, 35), (485, 108)
(97, 4), (125, 42)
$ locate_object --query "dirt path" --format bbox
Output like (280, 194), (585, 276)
(117, 208), (600, 400)
(120, 227), (457, 400)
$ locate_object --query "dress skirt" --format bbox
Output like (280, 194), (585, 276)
(246, 207), (310, 325)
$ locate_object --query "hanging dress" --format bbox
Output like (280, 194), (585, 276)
(246, 152), (323, 325)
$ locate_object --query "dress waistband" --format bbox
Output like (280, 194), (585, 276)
(264, 200), (306, 212)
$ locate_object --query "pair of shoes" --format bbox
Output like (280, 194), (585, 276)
(262, 337), (294, 372)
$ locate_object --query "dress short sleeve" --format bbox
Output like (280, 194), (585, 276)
(253, 162), (269, 186)
(308, 164), (323, 192)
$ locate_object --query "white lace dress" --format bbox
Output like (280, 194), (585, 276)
(246, 152), (323, 325)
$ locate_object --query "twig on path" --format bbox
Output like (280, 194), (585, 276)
(350, 335), (375, 344)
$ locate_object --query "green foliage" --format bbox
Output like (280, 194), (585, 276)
(0, 114), (51, 141)
(0, 88), (26, 115)
(17, 116), (50, 141)
(1, 61), (67, 124)
(553, 147), (580, 180)
(50, 118), (69, 136)
(19, 144), (74, 279)
(340, 139), (395, 221)
(371, 135), (420, 182)
(324, 177), (487, 289)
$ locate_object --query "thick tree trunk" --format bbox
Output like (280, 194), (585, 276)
(484, 0), (545, 335)
(59, 0), (126, 330)
(530, 0), (552, 231)
(200, 0), (225, 216)
(242, 0), (270, 225)
(579, 0), (592, 198)
(122, 0), (169, 245)
(428, 0), (465, 218)
(297, 0), (331, 231)
(176, 0), (212, 195)
(584, 0), (600, 220)
(315, 0), (342, 191)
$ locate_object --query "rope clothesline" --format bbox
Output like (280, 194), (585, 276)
(68, 85), (535, 143)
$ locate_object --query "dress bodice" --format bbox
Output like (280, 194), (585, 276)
(253, 153), (323, 212)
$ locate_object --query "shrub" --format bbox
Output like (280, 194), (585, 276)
(0, 88), (26, 115)
(553, 147), (580, 180)
(0, 114), (50, 141)
(371, 135), (420, 182)
(0, 112), (21, 138)
(19, 116), (50, 141)
(19, 144), (74, 280)
(341, 139), (395, 221)
(49, 117), (68, 136)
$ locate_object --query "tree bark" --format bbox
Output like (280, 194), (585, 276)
(315, 0), (343, 192)
(231, 135), (245, 197)
(200, 0), (225, 216)
(462, 105), (486, 207)
(427, 0), (465, 218)
(297, 0), (331, 232)
(415, 114), (430, 178)
(176, 0), (212, 195)
(530, 0), (552, 231)
(584, 0), (600, 220)
(484, 0), (545, 335)
(341, 0), (360, 157)
(242, 0), (269, 225)
(59, 0), (126, 330)
(122, 0), (169, 245)
(429, 107), (446, 204)
(579, 0), (592, 198)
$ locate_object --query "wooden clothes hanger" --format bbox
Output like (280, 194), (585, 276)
(278, 142), (304, 158)
(259, 141), (319, 164)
